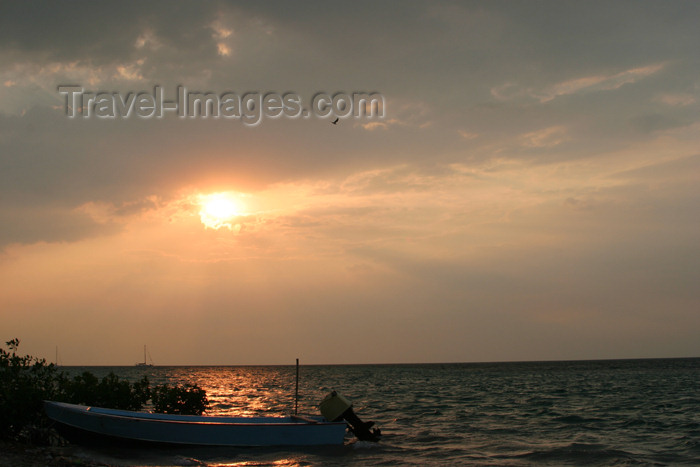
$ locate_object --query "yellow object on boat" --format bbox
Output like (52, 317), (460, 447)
(320, 391), (352, 421)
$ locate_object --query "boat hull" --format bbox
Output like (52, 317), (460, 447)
(44, 401), (347, 447)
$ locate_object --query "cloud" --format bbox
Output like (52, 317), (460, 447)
(0, 205), (118, 247)
(358, 98), (431, 131)
(0, 2), (221, 64)
(610, 153), (700, 184)
(491, 64), (666, 104)
(490, 82), (528, 101)
(655, 93), (696, 107)
(360, 120), (394, 131)
(458, 130), (479, 140)
(563, 196), (595, 211)
(210, 17), (235, 57)
(629, 113), (687, 134)
(519, 126), (568, 148)
(536, 64), (665, 102)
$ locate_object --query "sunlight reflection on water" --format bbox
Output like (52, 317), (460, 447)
(61, 359), (700, 466)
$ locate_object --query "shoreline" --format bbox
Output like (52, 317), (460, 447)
(0, 439), (107, 466)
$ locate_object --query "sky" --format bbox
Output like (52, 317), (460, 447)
(1, 1), (698, 365)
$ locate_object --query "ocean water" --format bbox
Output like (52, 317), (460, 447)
(58, 359), (700, 466)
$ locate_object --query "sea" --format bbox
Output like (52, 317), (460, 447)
(56, 358), (699, 466)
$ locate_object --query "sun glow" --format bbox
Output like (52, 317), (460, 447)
(198, 192), (245, 230)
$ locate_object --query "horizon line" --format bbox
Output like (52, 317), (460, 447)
(52, 355), (700, 368)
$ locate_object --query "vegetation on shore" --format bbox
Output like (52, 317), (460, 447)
(0, 338), (208, 443)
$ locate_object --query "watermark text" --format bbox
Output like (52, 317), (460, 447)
(58, 86), (385, 126)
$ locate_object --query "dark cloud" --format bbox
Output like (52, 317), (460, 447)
(0, 1), (220, 65)
(629, 113), (687, 134)
(0, 205), (118, 247)
(612, 154), (700, 182)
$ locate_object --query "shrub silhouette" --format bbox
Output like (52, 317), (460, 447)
(58, 371), (151, 411)
(152, 383), (209, 415)
(1, 339), (209, 441)
(0, 339), (59, 438)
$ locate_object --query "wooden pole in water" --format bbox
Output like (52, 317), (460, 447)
(295, 358), (299, 415)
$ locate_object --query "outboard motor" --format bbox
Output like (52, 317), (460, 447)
(320, 391), (381, 441)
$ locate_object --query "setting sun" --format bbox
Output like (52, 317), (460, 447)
(198, 192), (245, 230)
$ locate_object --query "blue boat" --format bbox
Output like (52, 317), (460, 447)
(44, 401), (348, 446)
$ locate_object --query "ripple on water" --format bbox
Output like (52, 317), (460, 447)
(59, 359), (700, 466)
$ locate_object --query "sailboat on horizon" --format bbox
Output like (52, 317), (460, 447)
(135, 345), (154, 367)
